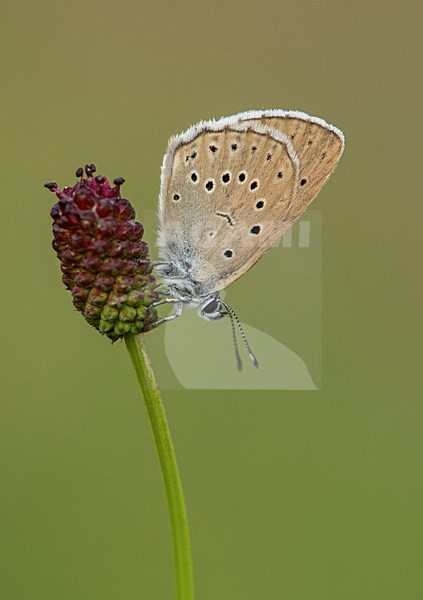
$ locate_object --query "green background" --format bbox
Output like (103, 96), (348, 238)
(1, 0), (422, 598)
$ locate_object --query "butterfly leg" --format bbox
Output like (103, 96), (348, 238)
(151, 298), (182, 308)
(150, 283), (172, 295)
(150, 301), (183, 328)
(138, 260), (170, 267)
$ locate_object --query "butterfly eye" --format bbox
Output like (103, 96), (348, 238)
(202, 297), (220, 314)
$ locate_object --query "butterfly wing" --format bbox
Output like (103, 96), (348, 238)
(158, 119), (301, 294)
(235, 109), (345, 220)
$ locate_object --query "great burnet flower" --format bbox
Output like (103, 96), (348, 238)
(47, 165), (159, 340)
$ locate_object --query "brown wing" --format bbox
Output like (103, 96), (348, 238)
(158, 120), (300, 293)
(237, 110), (345, 220)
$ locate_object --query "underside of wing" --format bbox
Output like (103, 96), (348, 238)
(158, 120), (301, 294)
(235, 109), (345, 219)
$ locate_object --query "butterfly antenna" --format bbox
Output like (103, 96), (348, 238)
(225, 308), (243, 371)
(221, 300), (259, 368)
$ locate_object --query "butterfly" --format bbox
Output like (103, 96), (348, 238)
(154, 109), (344, 366)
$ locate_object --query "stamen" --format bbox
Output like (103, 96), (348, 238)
(44, 181), (58, 190)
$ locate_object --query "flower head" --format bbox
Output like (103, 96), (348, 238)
(47, 165), (159, 340)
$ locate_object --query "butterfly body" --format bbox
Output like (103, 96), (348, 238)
(156, 109), (344, 324)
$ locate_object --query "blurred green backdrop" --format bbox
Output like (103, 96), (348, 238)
(1, 0), (422, 598)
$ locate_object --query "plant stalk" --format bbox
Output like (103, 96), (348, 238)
(125, 333), (194, 600)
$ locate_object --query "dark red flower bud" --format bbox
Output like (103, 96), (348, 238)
(48, 168), (159, 340)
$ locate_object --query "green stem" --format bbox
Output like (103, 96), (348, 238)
(125, 333), (194, 600)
